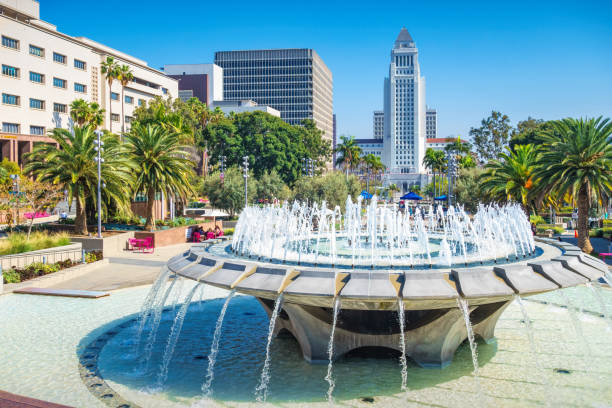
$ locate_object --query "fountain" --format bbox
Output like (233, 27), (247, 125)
(164, 199), (607, 370)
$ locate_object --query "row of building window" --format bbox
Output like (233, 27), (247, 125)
(2, 35), (87, 70)
(110, 92), (139, 104)
(2, 93), (67, 113)
(2, 122), (45, 135)
(2, 64), (87, 93)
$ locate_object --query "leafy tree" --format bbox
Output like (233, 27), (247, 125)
(255, 170), (291, 202)
(0, 159), (20, 186)
(534, 117), (612, 253)
(361, 154), (385, 191)
(386, 183), (400, 200)
(25, 125), (132, 235)
(455, 167), (488, 213)
(470, 111), (513, 162)
(334, 135), (362, 177)
(292, 171), (361, 210)
(202, 167), (257, 217)
(117, 64), (134, 133)
(422, 148), (446, 197)
(480, 144), (540, 214)
(124, 124), (195, 231)
(70, 99), (105, 129)
(100, 57), (120, 133)
(509, 117), (551, 151)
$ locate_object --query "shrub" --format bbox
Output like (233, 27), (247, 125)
(536, 224), (564, 235)
(84, 250), (103, 263)
(2, 269), (20, 284)
(530, 215), (546, 225)
(0, 232), (71, 256)
(224, 228), (234, 236)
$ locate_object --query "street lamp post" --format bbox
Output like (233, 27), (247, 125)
(446, 153), (457, 207)
(219, 155), (226, 185)
(94, 130), (104, 238)
(9, 174), (19, 227)
(242, 155), (249, 208)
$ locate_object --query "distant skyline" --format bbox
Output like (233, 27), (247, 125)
(41, 0), (612, 140)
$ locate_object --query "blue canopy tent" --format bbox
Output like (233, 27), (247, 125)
(360, 190), (373, 199)
(400, 192), (422, 200)
(434, 195), (448, 201)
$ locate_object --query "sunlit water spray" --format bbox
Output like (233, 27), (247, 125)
(397, 299), (408, 391)
(325, 297), (341, 402)
(255, 293), (284, 402)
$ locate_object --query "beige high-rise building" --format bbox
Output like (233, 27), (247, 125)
(0, 0), (178, 165)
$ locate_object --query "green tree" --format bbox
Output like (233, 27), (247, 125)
(70, 99), (105, 128)
(470, 111), (513, 162)
(124, 124), (195, 231)
(455, 167), (487, 213)
(386, 183), (400, 200)
(422, 148), (446, 197)
(24, 125), (132, 235)
(334, 135), (362, 177)
(293, 171), (361, 210)
(509, 117), (551, 151)
(255, 170), (291, 202)
(534, 117), (612, 253)
(480, 144), (540, 214)
(202, 167), (257, 217)
(361, 154), (385, 191)
(100, 57), (120, 133)
(117, 64), (134, 133)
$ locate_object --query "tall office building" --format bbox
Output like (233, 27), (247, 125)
(163, 64), (223, 105)
(383, 28), (427, 181)
(214, 49), (333, 143)
(373, 111), (384, 139)
(332, 114), (337, 168)
(426, 107), (437, 139)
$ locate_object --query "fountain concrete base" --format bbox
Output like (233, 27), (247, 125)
(258, 297), (512, 367)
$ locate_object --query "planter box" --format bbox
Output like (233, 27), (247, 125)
(0, 242), (83, 270)
(70, 231), (135, 256)
(134, 221), (222, 248)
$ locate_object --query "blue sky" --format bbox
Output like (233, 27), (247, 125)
(43, 0), (612, 140)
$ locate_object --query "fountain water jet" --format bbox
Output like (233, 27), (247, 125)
(457, 298), (483, 401)
(255, 293), (284, 402)
(397, 299), (408, 391)
(324, 297), (341, 402)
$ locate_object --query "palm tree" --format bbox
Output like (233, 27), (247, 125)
(480, 144), (540, 215)
(334, 135), (362, 177)
(124, 124), (195, 231)
(100, 56), (120, 132)
(70, 99), (105, 129)
(535, 117), (612, 253)
(117, 65), (134, 133)
(423, 148), (446, 197)
(387, 183), (400, 200)
(24, 125), (133, 235)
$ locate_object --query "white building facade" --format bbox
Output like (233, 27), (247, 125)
(0, 0), (177, 164)
(355, 139), (383, 158)
(426, 108), (437, 139)
(209, 100), (280, 117)
(382, 28), (428, 190)
(373, 110), (384, 139)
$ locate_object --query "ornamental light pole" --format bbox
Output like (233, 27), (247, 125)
(242, 155), (249, 208)
(94, 130), (104, 238)
(446, 152), (457, 207)
(219, 155), (226, 185)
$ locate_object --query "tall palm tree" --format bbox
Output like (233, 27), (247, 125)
(423, 148), (446, 197)
(480, 144), (540, 215)
(70, 99), (105, 129)
(124, 124), (195, 231)
(24, 125), (133, 235)
(100, 56), (120, 132)
(334, 135), (362, 178)
(535, 117), (612, 253)
(117, 64), (134, 133)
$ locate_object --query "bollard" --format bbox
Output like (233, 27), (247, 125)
(82, 249), (86, 264)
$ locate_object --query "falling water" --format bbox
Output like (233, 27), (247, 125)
(324, 297), (341, 402)
(397, 299), (408, 391)
(156, 283), (201, 387)
(457, 298), (483, 399)
(255, 293), (284, 402)
(558, 290), (592, 360)
(587, 282), (612, 330)
(133, 267), (170, 353)
(202, 290), (236, 398)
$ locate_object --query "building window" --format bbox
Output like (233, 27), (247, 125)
(111, 113), (120, 122)
(1, 36), (19, 50)
(29, 44), (44, 57)
(53, 103), (67, 113)
(125, 95), (133, 104)
(138, 99), (145, 106)
(1, 64), (19, 78)
(74, 59), (86, 70)
(125, 116), (133, 124)
(53, 77), (67, 89)
(2, 93), (20, 106)
(30, 126), (45, 135)
(53, 52), (67, 64)
(2, 123), (20, 133)
(74, 83), (86, 93)
(162, 87), (168, 95)
(30, 98), (45, 110)
(111, 92), (119, 101)
(29, 71), (45, 84)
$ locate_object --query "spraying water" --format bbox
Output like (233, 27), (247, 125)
(558, 290), (592, 359)
(457, 298), (483, 400)
(324, 297), (341, 402)
(156, 283), (201, 387)
(202, 290), (236, 398)
(397, 299), (408, 391)
(133, 268), (171, 353)
(254, 293), (284, 402)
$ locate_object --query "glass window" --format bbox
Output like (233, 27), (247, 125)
(53, 103), (67, 113)
(53, 52), (66, 64)
(74, 59), (86, 70)
(29, 44), (44, 57)
(2, 36), (19, 50)
(125, 116), (133, 124)
(111, 113), (119, 122)
(1, 65), (19, 78)
(30, 126), (45, 135)
(74, 83), (86, 93)
(138, 99), (145, 106)
(162, 87), (168, 95)
(53, 77), (67, 89)
(2, 93), (20, 106)
(111, 92), (119, 101)
(29, 98), (45, 110)
(2, 123), (20, 133)
(125, 95), (133, 104)
(29, 71), (44, 83)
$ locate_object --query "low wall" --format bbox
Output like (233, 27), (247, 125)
(134, 221), (222, 248)
(70, 231), (135, 256)
(0, 242), (83, 270)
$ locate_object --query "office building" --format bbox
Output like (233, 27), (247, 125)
(373, 110), (384, 139)
(163, 63), (223, 105)
(209, 99), (280, 117)
(214, 49), (333, 144)
(426, 107), (437, 139)
(0, 0), (177, 165)
(332, 113), (337, 167)
(356, 138), (383, 158)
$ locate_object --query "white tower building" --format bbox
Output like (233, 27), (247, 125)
(383, 28), (426, 182)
